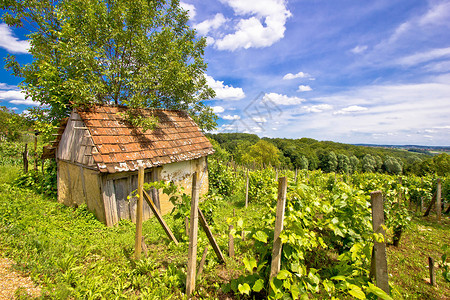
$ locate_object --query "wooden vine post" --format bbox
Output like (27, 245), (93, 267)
(245, 169), (249, 208)
(186, 172), (200, 297)
(428, 257), (436, 286)
(23, 143), (28, 173)
(269, 177), (288, 281)
(134, 166), (144, 260)
(436, 179), (441, 222)
(370, 191), (389, 294)
(33, 132), (38, 171)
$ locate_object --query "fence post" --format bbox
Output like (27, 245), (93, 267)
(228, 225), (234, 257)
(428, 257), (436, 286)
(245, 169), (249, 208)
(185, 216), (189, 237)
(186, 172), (200, 297)
(33, 133), (38, 171)
(196, 246), (209, 279)
(370, 191), (389, 294)
(436, 179), (441, 222)
(22, 143), (28, 173)
(270, 177), (288, 280)
(134, 166), (144, 260)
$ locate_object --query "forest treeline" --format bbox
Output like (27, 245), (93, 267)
(206, 133), (449, 176)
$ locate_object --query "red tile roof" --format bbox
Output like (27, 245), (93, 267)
(57, 106), (214, 173)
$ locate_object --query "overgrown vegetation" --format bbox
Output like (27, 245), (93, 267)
(0, 156), (448, 299)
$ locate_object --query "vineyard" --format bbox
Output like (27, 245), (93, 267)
(0, 155), (449, 299)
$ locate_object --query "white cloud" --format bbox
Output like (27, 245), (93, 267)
(418, 1), (450, 26)
(9, 99), (40, 106)
(283, 71), (312, 80)
(223, 114), (241, 120)
(212, 105), (225, 113)
(0, 89), (26, 100)
(263, 92), (305, 105)
(180, 2), (196, 19)
(333, 105), (368, 115)
(194, 13), (226, 36)
(297, 85), (312, 92)
(205, 75), (245, 100)
(397, 47), (450, 66)
(0, 23), (30, 54)
(351, 45), (368, 54)
(302, 104), (333, 113)
(252, 117), (267, 123)
(211, 0), (292, 51)
(0, 85), (40, 106)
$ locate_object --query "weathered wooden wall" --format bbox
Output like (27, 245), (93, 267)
(57, 111), (96, 167)
(57, 161), (106, 224)
(101, 170), (158, 226)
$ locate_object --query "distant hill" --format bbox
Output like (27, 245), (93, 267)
(353, 144), (450, 154)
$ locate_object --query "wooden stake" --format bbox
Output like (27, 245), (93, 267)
(436, 179), (441, 222)
(196, 246), (209, 279)
(143, 191), (179, 245)
(270, 177), (287, 280)
(34, 134), (38, 171)
(245, 169), (249, 208)
(185, 216), (189, 237)
(134, 166), (144, 260)
(370, 191), (389, 294)
(23, 143), (28, 173)
(424, 191), (437, 217)
(429, 257), (436, 286)
(198, 208), (225, 263)
(186, 172), (200, 297)
(228, 225), (234, 257)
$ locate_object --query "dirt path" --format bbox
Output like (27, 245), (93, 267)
(0, 257), (41, 299)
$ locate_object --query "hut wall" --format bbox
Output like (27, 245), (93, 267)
(159, 156), (209, 215)
(101, 169), (158, 226)
(57, 110), (96, 167)
(57, 160), (106, 224)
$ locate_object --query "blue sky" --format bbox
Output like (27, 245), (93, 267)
(1, 0), (450, 146)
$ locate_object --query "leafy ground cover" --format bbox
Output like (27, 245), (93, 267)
(0, 163), (448, 299)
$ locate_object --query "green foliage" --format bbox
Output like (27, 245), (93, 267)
(241, 140), (281, 167)
(208, 133), (435, 176)
(208, 159), (238, 197)
(2, 0), (217, 138)
(13, 160), (57, 198)
(0, 106), (30, 142)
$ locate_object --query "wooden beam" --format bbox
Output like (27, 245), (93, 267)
(436, 179), (442, 222)
(370, 191), (389, 294)
(198, 208), (225, 264)
(245, 169), (249, 208)
(134, 166), (144, 260)
(186, 172), (200, 297)
(270, 177), (287, 280)
(143, 190), (179, 245)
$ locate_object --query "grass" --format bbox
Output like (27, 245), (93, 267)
(387, 214), (450, 299)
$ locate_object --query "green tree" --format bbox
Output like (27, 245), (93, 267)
(336, 153), (350, 174)
(2, 0), (216, 134)
(241, 140), (280, 167)
(0, 106), (29, 141)
(318, 151), (337, 173)
(433, 153), (450, 176)
(362, 154), (376, 173)
(349, 155), (359, 173)
(383, 156), (402, 175)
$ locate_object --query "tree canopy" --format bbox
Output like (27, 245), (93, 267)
(2, 0), (216, 133)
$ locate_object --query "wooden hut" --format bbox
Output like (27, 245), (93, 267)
(46, 105), (214, 226)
